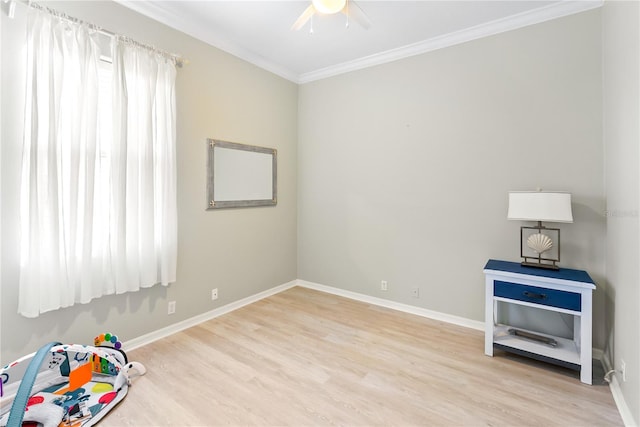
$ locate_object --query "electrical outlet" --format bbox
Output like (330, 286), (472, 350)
(167, 301), (176, 315)
(621, 359), (626, 382)
(412, 287), (420, 298)
(381, 280), (388, 291)
(211, 288), (218, 300)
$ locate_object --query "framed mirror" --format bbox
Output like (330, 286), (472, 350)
(206, 139), (277, 210)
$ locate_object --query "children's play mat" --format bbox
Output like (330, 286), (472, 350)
(0, 334), (145, 427)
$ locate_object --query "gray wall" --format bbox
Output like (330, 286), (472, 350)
(0, 1), (298, 364)
(298, 10), (606, 347)
(603, 0), (639, 423)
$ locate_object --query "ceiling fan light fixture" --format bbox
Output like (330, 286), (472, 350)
(312, 0), (346, 15)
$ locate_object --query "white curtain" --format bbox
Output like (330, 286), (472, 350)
(19, 9), (177, 318)
(110, 38), (177, 294)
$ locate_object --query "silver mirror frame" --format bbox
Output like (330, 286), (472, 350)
(206, 139), (277, 210)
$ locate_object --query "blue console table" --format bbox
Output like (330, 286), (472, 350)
(484, 259), (595, 384)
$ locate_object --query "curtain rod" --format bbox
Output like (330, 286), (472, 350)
(7, 0), (188, 67)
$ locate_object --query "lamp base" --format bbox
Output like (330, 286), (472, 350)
(521, 260), (560, 271)
(519, 223), (562, 270)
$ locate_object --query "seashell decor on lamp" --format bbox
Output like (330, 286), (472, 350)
(526, 233), (553, 255)
(507, 190), (573, 270)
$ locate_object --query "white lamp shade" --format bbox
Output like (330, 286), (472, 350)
(507, 191), (573, 223)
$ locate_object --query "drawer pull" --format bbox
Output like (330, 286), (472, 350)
(523, 291), (547, 300)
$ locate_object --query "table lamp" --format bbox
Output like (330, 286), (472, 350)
(507, 190), (573, 270)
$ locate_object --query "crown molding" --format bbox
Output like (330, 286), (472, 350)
(114, 0), (299, 83)
(298, 0), (603, 83)
(116, 0), (602, 85)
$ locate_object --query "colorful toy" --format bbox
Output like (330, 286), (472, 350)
(93, 333), (122, 350)
(92, 333), (125, 376)
(0, 333), (145, 427)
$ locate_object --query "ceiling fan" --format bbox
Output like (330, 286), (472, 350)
(291, 0), (372, 32)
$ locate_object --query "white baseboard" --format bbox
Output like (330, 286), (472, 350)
(123, 280), (297, 352)
(593, 347), (604, 361)
(602, 353), (637, 427)
(296, 279), (485, 331)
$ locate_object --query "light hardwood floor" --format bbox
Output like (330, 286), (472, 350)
(102, 287), (623, 426)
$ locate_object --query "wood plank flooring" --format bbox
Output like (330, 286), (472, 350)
(102, 287), (623, 426)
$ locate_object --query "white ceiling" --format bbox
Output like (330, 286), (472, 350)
(118, 0), (602, 83)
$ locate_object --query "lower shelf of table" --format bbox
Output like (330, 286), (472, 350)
(493, 324), (581, 367)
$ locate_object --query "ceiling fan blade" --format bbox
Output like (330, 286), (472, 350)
(291, 5), (316, 31)
(342, 0), (371, 29)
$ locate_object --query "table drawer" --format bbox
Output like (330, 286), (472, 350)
(494, 280), (581, 311)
